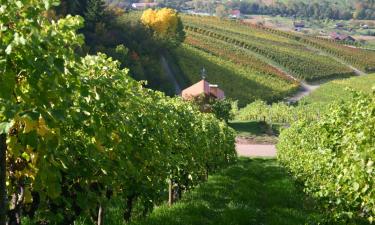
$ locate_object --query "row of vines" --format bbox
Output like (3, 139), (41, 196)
(0, 2), (236, 224)
(234, 100), (323, 124)
(236, 18), (375, 73)
(173, 44), (296, 106)
(300, 37), (375, 73)
(235, 74), (375, 124)
(183, 15), (375, 74)
(277, 92), (375, 224)
(183, 22), (355, 81)
(184, 31), (297, 83)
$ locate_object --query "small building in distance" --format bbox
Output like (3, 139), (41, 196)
(293, 21), (305, 28)
(334, 22), (345, 29)
(131, 2), (159, 10)
(229, 10), (241, 19)
(361, 24), (369, 29)
(181, 79), (225, 100)
(293, 21), (305, 31)
(330, 32), (356, 42)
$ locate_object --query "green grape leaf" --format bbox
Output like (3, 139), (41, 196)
(0, 121), (14, 134)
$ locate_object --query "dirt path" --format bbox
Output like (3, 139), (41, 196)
(236, 143), (277, 157)
(236, 44), (323, 103)
(161, 55), (181, 95)
(286, 82), (320, 102)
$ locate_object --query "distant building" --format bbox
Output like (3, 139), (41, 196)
(330, 32), (356, 42)
(293, 21), (305, 28)
(181, 79), (225, 100)
(229, 10), (241, 19)
(335, 22), (345, 28)
(131, 2), (158, 10)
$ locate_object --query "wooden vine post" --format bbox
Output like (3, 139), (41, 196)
(0, 134), (7, 225)
(97, 203), (104, 225)
(205, 165), (209, 181)
(168, 179), (173, 206)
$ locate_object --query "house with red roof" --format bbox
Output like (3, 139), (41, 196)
(229, 10), (241, 19)
(181, 79), (225, 100)
(330, 32), (356, 42)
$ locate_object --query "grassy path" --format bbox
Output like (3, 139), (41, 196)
(132, 158), (322, 225)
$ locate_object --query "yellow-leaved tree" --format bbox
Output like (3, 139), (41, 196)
(141, 8), (185, 46)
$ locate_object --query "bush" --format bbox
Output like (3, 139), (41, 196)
(277, 91), (375, 224)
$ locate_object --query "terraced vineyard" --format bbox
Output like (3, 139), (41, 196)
(185, 32), (295, 82)
(255, 24), (375, 72)
(116, 13), (375, 107)
(301, 36), (375, 72)
(174, 44), (298, 106)
(181, 15), (356, 82)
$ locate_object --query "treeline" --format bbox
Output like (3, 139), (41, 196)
(354, 0), (375, 19)
(234, 0), (375, 20)
(54, 0), (185, 95)
(234, 1), (355, 20)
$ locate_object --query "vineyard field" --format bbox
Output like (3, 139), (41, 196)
(301, 74), (375, 105)
(181, 15), (357, 81)
(235, 74), (375, 124)
(173, 44), (298, 106)
(0, 3), (237, 224)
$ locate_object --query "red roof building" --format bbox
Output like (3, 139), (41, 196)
(230, 9), (241, 18)
(181, 79), (225, 100)
(330, 32), (356, 42)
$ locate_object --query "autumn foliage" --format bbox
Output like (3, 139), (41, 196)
(141, 8), (185, 46)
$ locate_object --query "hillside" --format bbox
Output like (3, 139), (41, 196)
(236, 0), (354, 7)
(2, 2), (374, 225)
(172, 15), (375, 106)
(301, 74), (375, 105)
(235, 74), (375, 124)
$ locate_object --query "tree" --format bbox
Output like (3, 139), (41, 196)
(84, 0), (107, 31)
(141, 8), (185, 47)
(215, 5), (227, 18)
(212, 99), (234, 123)
(55, 0), (88, 16)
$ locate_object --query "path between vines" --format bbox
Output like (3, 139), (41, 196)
(145, 44), (365, 225)
(133, 158), (322, 225)
(236, 143), (277, 157)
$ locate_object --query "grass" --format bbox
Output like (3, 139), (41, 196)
(234, 75), (375, 125)
(301, 74), (375, 105)
(131, 158), (322, 225)
(229, 121), (279, 144)
(31, 160), (323, 225)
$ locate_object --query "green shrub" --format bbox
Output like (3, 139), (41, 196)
(277, 91), (375, 224)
